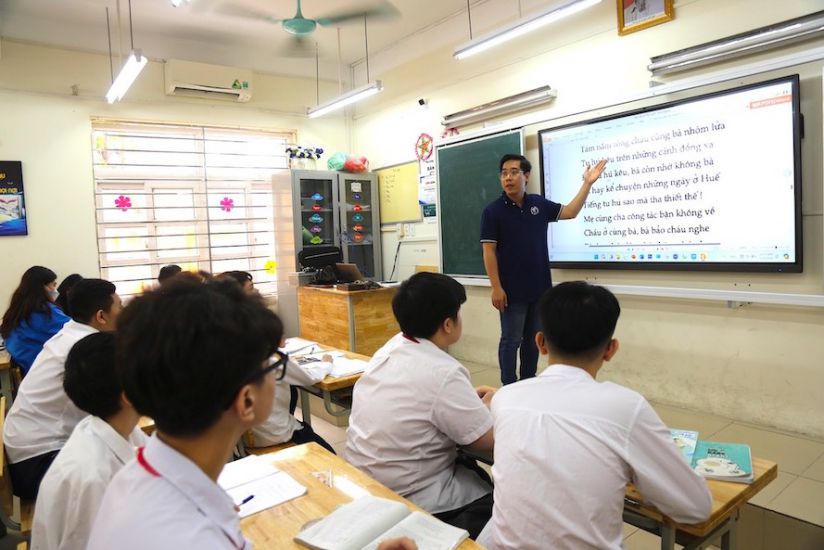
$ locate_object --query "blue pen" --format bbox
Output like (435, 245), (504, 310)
(240, 495), (255, 506)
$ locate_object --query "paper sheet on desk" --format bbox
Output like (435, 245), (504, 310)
(218, 455), (307, 518)
(328, 357), (368, 378)
(283, 337), (319, 354)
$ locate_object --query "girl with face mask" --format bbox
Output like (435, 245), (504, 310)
(1, 266), (71, 375)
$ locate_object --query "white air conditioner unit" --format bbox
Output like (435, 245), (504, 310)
(164, 59), (253, 102)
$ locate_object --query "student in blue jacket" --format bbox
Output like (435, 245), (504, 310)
(1, 266), (70, 375)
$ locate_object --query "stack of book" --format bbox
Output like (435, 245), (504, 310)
(670, 429), (753, 484)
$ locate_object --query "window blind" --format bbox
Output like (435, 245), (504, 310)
(91, 120), (294, 297)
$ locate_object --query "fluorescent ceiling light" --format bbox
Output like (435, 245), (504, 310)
(442, 85), (557, 127)
(106, 50), (147, 104)
(454, 0), (602, 60)
(307, 81), (383, 118)
(648, 10), (824, 75)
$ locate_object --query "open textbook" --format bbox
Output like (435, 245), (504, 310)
(218, 455), (307, 518)
(295, 495), (468, 550)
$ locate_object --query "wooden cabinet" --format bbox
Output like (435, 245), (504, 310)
(297, 286), (398, 356)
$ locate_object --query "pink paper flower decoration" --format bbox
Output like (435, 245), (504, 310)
(114, 195), (132, 212)
(220, 197), (234, 213)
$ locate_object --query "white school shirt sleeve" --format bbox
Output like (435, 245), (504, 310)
(626, 400), (713, 524)
(32, 473), (108, 550)
(283, 359), (328, 386)
(430, 367), (493, 446)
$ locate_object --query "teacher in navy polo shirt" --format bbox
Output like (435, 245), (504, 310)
(480, 154), (607, 385)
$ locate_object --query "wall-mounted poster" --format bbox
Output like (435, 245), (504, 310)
(0, 161), (28, 236)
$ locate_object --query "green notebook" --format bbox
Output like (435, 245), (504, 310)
(692, 441), (753, 483)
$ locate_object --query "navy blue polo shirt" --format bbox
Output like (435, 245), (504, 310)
(480, 192), (562, 303)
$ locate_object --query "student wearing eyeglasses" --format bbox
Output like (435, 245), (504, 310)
(87, 278), (283, 549)
(480, 154), (607, 385)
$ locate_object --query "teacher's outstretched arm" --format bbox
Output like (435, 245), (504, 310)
(482, 242), (507, 311)
(559, 159), (608, 220)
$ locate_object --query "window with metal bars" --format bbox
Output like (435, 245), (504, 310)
(91, 120), (295, 298)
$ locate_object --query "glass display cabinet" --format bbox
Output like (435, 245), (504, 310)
(290, 170), (382, 279)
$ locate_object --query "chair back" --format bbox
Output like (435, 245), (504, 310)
(0, 396), (34, 537)
(297, 246), (342, 270)
(0, 395), (19, 531)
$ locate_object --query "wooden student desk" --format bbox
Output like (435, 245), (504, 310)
(461, 447), (776, 550)
(624, 456), (778, 550)
(241, 442), (484, 549)
(297, 286), (398, 356)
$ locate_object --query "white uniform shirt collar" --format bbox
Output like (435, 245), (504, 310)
(86, 416), (141, 465)
(538, 363), (596, 381)
(140, 434), (244, 547)
(381, 332), (446, 358)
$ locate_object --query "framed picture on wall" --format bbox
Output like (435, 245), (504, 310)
(0, 161), (28, 237)
(618, 0), (674, 35)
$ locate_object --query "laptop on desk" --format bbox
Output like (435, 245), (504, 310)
(334, 262), (366, 283)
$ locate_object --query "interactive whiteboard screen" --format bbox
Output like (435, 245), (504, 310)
(540, 75), (802, 272)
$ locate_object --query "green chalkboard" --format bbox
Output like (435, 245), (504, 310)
(437, 130), (523, 276)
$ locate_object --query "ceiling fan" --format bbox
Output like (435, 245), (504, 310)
(218, 0), (398, 37)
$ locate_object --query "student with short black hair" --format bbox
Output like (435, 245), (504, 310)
(218, 270), (256, 295)
(346, 272), (496, 539)
(4, 278), (122, 499)
(54, 273), (83, 316)
(477, 281), (712, 550)
(156, 264), (181, 285)
(87, 279), (283, 549)
(31, 332), (145, 550)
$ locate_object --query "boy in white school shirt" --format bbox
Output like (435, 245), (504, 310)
(249, 353), (336, 453)
(31, 331), (146, 550)
(345, 272), (497, 539)
(86, 279), (284, 549)
(4, 278), (122, 499)
(477, 281), (713, 550)
(86, 279), (416, 550)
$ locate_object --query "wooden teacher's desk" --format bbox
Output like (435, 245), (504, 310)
(623, 456), (778, 550)
(297, 286), (398, 357)
(241, 442), (484, 550)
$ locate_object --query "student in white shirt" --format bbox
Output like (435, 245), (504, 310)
(249, 354), (336, 453)
(4, 278), (122, 499)
(346, 272), (496, 539)
(86, 279), (284, 549)
(477, 281), (713, 550)
(31, 331), (146, 550)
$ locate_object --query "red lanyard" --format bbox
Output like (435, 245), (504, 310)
(402, 333), (419, 343)
(136, 447), (247, 550)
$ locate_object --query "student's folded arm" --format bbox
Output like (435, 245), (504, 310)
(626, 402), (713, 524)
(431, 369), (495, 453)
(283, 359), (328, 385)
(464, 426), (494, 454)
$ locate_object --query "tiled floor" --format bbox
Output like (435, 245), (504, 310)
(299, 358), (824, 548)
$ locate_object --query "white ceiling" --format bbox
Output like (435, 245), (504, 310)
(0, 0), (480, 81)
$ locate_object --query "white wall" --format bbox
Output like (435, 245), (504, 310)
(352, 0), (824, 437)
(0, 40), (350, 309)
